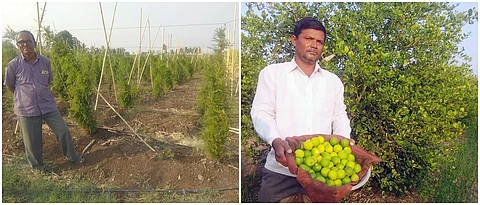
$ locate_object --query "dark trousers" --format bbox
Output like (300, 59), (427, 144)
(18, 109), (79, 169)
(258, 168), (307, 202)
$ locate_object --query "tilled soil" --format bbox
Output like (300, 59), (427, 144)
(2, 71), (239, 202)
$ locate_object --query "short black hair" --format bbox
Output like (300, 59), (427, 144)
(17, 30), (36, 44)
(293, 17), (327, 41)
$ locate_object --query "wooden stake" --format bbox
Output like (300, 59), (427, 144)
(95, 2), (117, 110)
(82, 139), (96, 155)
(139, 24), (161, 85)
(98, 92), (156, 152)
(36, 2), (42, 55)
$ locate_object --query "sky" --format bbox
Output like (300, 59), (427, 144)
(2, 2), (239, 54)
(241, 2), (478, 75)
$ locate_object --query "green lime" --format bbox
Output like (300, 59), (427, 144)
(295, 149), (305, 158)
(295, 157), (304, 166)
(337, 169), (346, 179)
(344, 166), (354, 176)
(340, 139), (350, 148)
(328, 170), (338, 180)
(311, 137), (320, 147)
(334, 179), (343, 186)
(351, 173), (359, 182)
(320, 167), (330, 177)
(303, 140), (314, 150)
(347, 153), (355, 162)
(342, 176), (351, 185)
(354, 163), (362, 173)
(333, 145), (343, 153)
(329, 137), (339, 146)
(343, 147), (352, 154)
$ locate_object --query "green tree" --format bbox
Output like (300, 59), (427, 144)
(197, 27), (230, 160)
(241, 2), (477, 197)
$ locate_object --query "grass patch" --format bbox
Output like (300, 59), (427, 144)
(122, 190), (235, 203)
(2, 161), (117, 203)
(433, 121), (478, 202)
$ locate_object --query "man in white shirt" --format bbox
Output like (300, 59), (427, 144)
(251, 17), (354, 202)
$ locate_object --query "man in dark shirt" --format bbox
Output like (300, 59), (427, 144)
(4, 30), (84, 170)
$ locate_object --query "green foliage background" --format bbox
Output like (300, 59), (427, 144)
(241, 2), (478, 197)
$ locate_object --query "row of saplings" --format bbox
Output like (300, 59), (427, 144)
(295, 136), (362, 187)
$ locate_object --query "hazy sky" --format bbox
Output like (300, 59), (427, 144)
(241, 2), (478, 75)
(2, 2), (239, 53)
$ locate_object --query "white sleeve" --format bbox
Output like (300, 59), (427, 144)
(250, 67), (281, 145)
(331, 80), (352, 138)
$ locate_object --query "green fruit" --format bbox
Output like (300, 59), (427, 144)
(342, 176), (351, 185)
(331, 156), (341, 165)
(317, 136), (325, 144)
(312, 163), (322, 172)
(317, 144), (326, 153)
(299, 164), (310, 172)
(320, 167), (330, 177)
(337, 169), (346, 179)
(344, 166), (354, 176)
(311, 147), (321, 156)
(328, 170), (338, 180)
(343, 147), (352, 154)
(326, 179), (335, 186)
(329, 137), (339, 146)
(304, 150), (312, 158)
(311, 137), (320, 147)
(347, 154), (356, 162)
(303, 140), (313, 150)
(351, 173), (359, 182)
(295, 149), (305, 158)
(304, 156), (317, 167)
(330, 167), (338, 171)
(346, 161), (356, 169)
(316, 175), (326, 183)
(334, 179), (343, 186)
(325, 145), (333, 153)
(328, 162), (334, 168)
(310, 172), (317, 179)
(341, 139), (350, 147)
(354, 164), (362, 173)
(337, 150), (348, 160)
(333, 145), (343, 153)
(295, 157), (304, 166)
(341, 159), (348, 165)
(320, 158), (330, 167)
(336, 163), (345, 170)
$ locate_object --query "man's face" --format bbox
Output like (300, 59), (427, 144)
(16, 32), (36, 56)
(291, 28), (325, 65)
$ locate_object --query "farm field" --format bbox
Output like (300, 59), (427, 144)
(2, 69), (239, 202)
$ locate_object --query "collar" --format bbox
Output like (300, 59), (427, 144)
(288, 58), (322, 74)
(21, 53), (40, 64)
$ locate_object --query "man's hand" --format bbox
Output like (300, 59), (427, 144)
(271, 138), (292, 167)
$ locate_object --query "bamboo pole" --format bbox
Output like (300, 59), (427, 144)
(106, 3), (118, 102)
(231, 4), (237, 97)
(161, 27), (165, 60)
(128, 12), (149, 85)
(139, 24), (161, 85)
(148, 19), (153, 90)
(97, 91), (156, 152)
(95, 2), (118, 110)
(36, 3), (42, 55)
(137, 9), (142, 83)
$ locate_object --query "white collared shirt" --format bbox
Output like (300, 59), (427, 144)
(251, 59), (351, 177)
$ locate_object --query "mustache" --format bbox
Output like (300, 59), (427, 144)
(307, 49), (318, 53)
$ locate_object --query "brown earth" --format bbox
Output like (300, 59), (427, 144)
(2, 71), (239, 203)
(240, 135), (425, 203)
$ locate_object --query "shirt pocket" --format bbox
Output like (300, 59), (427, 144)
(37, 69), (50, 86)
